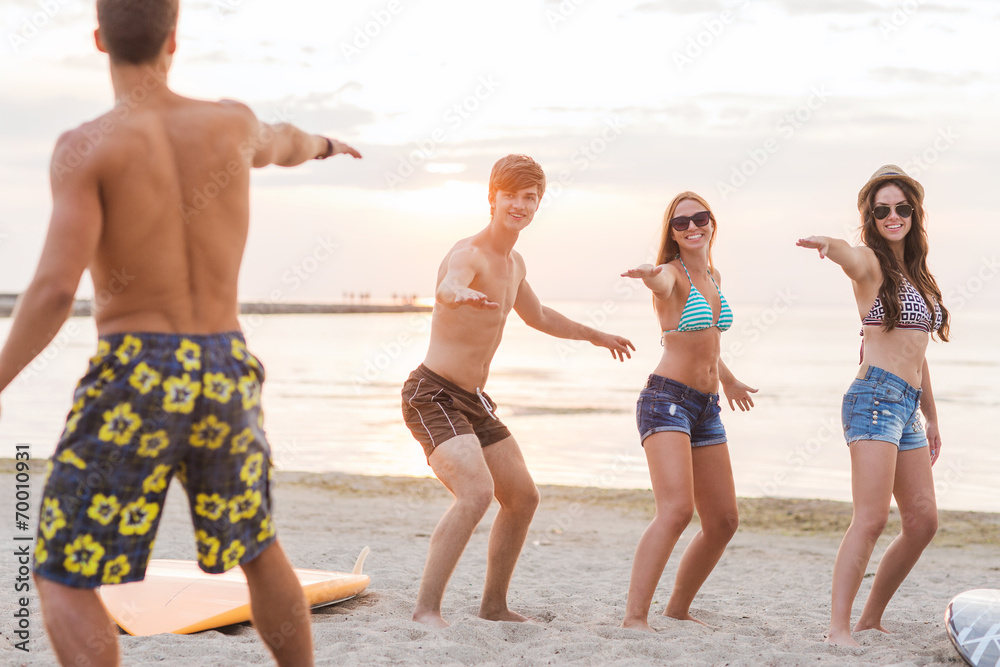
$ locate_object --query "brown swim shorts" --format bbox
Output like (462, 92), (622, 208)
(401, 364), (512, 460)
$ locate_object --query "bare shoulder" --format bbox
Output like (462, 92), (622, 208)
(854, 244), (881, 280)
(218, 98), (252, 113)
(854, 244), (877, 261)
(217, 99), (256, 122)
(664, 258), (686, 280)
(711, 266), (723, 283)
(53, 124), (91, 154)
(511, 249), (527, 275)
(50, 122), (108, 181)
(439, 238), (481, 271)
(200, 99), (256, 134)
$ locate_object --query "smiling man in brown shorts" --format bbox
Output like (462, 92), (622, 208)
(401, 154), (635, 628)
(0, 2), (360, 665)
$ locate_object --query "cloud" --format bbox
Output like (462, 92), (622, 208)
(633, 0), (971, 16)
(634, 0), (728, 14)
(869, 67), (988, 87)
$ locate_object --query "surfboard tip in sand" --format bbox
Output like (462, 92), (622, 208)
(98, 547), (372, 636)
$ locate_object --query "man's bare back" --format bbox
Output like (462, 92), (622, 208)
(0, 6), (361, 663)
(62, 94), (272, 335)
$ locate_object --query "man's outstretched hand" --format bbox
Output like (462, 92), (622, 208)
(331, 139), (362, 159)
(448, 288), (500, 310)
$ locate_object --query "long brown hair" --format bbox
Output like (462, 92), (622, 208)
(656, 191), (717, 270)
(860, 180), (950, 341)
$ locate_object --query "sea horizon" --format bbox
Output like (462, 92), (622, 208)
(1, 301), (997, 514)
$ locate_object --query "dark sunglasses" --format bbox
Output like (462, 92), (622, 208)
(873, 203), (913, 220)
(669, 211), (713, 232)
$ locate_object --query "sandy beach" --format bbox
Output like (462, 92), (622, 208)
(2, 462), (997, 666)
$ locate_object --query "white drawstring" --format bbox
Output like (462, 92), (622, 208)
(476, 387), (498, 420)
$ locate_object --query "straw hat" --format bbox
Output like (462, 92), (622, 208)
(857, 164), (924, 209)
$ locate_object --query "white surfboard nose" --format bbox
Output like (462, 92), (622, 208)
(352, 546), (371, 575)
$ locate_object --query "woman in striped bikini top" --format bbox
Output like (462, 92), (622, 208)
(618, 191), (756, 633)
(661, 255), (734, 342)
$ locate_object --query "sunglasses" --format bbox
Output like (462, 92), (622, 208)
(873, 203), (913, 220)
(669, 211), (713, 232)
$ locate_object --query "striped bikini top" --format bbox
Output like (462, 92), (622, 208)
(661, 257), (733, 341)
(861, 276), (942, 334)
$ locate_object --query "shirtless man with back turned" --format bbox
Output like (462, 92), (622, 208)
(401, 154), (634, 627)
(0, 2), (361, 665)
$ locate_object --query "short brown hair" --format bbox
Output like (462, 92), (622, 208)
(488, 154), (546, 206)
(97, 0), (178, 65)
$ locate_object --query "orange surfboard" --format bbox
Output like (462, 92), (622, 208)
(98, 547), (370, 636)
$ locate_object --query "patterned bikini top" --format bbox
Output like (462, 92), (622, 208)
(661, 257), (733, 343)
(861, 276), (942, 334)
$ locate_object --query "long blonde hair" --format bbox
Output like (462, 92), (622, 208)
(656, 191), (717, 271)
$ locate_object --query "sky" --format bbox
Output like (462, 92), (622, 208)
(1, 0), (998, 311)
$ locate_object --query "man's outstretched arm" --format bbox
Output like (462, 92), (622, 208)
(0, 130), (102, 395)
(224, 102), (363, 168)
(435, 247), (499, 310)
(513, 277), (634, 361)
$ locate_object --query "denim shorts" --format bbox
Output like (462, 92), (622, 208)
(636, 374), (727, 447)
(842, 366), (927, 450)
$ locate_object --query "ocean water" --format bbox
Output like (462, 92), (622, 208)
(1, 301), (998, 513)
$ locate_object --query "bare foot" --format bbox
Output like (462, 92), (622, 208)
(663, 609), (714, 628)
(412, 610), (449, 628)
(825, 629), (860, 647)
(621, 619), (655, 633)
(479, 608), (533, 623)
(854, 620), (889, 634)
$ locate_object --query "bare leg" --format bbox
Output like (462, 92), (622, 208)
(827, 440), (897, 647)
(622, 432), (694, 632)
(241, 540), (314, 666)
(479, 436), (540, 621)
(664, 442), (739, 624)
(35, 576), (120, 667)
(413, 435), (495, 627)
(855, 447), (937, 632)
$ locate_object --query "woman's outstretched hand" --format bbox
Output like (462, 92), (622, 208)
(620, 264), (662, 279)
(796, 236), (830, 259)
(723, 380), (758, 412)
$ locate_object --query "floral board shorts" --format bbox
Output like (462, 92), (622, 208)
(34, 332), (276, 589)
(842, 365), (927, 451)
(636, 374), (728, 447)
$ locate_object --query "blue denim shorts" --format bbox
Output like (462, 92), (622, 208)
(636, 374), (727, 447)
(842, 366), (927, 451)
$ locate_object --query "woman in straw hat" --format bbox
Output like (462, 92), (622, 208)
(619, 191), (757, 631)
(797, 165), (950, 646)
